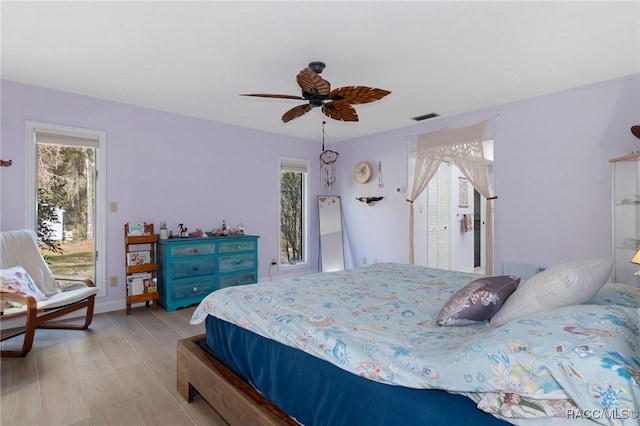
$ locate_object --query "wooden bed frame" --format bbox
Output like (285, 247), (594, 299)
(177, 334), (298, 425)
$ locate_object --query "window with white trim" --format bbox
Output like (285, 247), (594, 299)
(26, 121), (107, 297)
(279, 157), (309, 267)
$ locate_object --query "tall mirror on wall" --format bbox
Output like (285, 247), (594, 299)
(318, 196), (345, 272)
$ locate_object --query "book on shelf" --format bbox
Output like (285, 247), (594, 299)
(127, 275), (144, 295)
(127, 222), (145, 236)
(146, 277), (158, 294)
(127, 250), (152, 266)
(127, 272), (155, 295)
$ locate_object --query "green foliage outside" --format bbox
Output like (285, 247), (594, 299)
(280, 171), (303, 263)
(37, 143), (95, 280)
(38, 144), (94, 243)
(46, 241), (94, 275)
(37, 186), (64, 259)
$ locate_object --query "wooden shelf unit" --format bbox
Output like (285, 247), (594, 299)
(124, 223), (159, 314)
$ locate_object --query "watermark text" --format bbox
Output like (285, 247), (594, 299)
(566, 408), (638, 421)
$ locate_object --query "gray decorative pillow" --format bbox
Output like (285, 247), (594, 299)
(437, 275), (520, 326)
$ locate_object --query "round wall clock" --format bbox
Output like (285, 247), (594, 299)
(353, 161), (372, 184)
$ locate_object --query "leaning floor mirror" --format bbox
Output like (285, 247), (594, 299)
(318, 196), (345, 272)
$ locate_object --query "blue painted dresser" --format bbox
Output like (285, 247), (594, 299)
(157, 235), (259, 312)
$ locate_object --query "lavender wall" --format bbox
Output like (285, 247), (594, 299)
(0, 80), (322, 310)
(2, 74), (639, 313)
(331, 74), (640, 271)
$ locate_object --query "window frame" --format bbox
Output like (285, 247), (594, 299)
(278, 156), (310, 270)
(25, 121), (107, 297)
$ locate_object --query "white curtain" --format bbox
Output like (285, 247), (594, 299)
(407, 120), (497, 274)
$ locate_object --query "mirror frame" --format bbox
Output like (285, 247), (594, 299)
(318, 196), (345, 272)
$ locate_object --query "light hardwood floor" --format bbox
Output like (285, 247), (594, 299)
(1, 306), (228, 426)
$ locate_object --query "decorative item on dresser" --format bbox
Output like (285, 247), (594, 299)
(124, 223), (159, 315)
(157, 234), (259, 312)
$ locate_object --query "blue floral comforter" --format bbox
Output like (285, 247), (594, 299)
(191, 263), (639, 425)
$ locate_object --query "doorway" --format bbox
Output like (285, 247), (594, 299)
(409, 140), (494, 273)
(424, 161), (486, 273)
(25, 121), (107, 297)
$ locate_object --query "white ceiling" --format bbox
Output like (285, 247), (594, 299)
(2, 1), (638, 143)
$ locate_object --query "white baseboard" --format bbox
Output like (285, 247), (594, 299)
(94, 299), (127, 314)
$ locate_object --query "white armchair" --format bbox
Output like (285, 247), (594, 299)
(0, 229), (98, 357)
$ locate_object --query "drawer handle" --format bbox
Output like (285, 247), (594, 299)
(235, 260), (242, 265)
(192, 266), (199, 271)
(191, 248), (199, 254)
(192, 286), (198, 292)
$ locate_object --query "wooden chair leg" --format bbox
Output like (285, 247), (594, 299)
(1, 305), (37, 357)
(37, 296), (96, 330)
(81, 295), (95, 329)
(1, 296), (95, 357)
(1, 338), (35, 357)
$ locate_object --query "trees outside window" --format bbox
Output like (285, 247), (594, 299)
(279, 158), (308, 266)
(37, 143), (95, 280)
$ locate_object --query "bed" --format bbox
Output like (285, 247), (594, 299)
(181, 262), (640, 425)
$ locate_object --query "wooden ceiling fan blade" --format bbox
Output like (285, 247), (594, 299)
(240, 93), (305, 100)
(296, 68), (331, 96)
(329, 86), (391, 105)
(282, 104), (313, 122)
(322, 102), (358, 122)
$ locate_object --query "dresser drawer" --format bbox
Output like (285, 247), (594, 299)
(218, 253), (256, 273)
(219, 272), (257, 289)
(170, 277), (217, 301)
(171, 257), (216, 279)
(171, 243), (216, 258)
(219, 239), (256, 254)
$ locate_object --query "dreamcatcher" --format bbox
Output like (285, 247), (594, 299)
(319, 121), (339, 190)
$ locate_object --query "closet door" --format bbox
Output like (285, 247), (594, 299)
(427, 161), (451, 269)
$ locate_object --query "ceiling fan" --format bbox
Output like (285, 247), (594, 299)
(240, 62), (391, 123)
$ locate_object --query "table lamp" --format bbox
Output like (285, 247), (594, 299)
(632, 249), (640, 276)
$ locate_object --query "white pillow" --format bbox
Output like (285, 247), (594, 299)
(489, 258), (613, 326)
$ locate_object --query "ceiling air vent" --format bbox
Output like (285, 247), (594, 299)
(412, 113), (440, 121)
